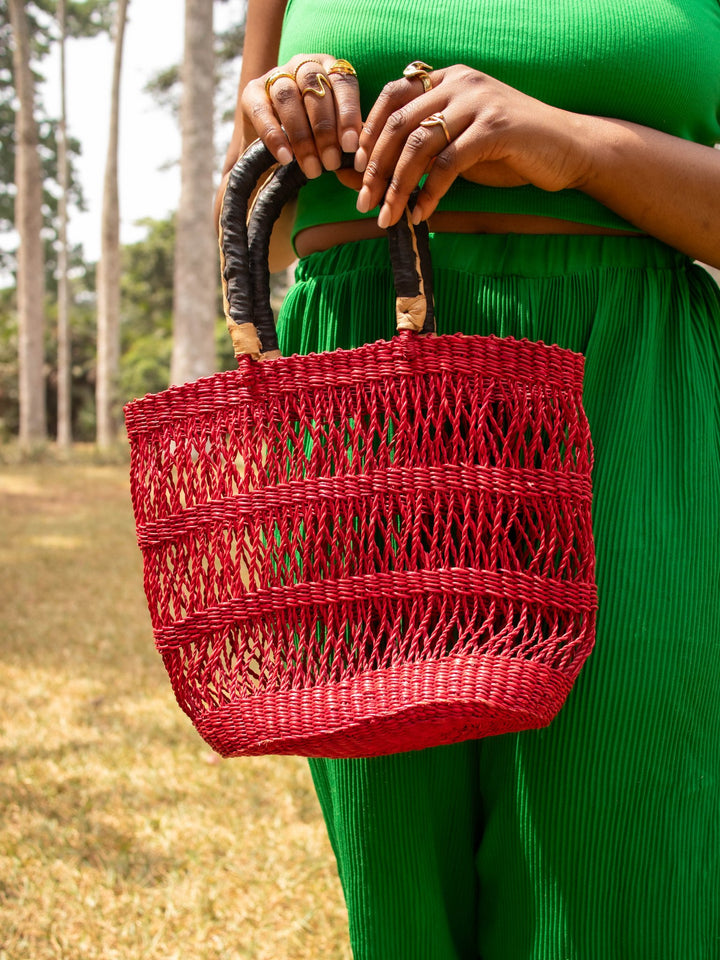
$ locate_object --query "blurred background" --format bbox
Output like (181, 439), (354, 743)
(0, 2), (348, 958)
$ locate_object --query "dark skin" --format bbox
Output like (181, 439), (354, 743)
(219, 0), (720, 270)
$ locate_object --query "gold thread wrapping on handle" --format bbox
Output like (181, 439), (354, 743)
(228, 320), (263, 359)
(395, 208), (427, 332)
(396, 295), (428, 331)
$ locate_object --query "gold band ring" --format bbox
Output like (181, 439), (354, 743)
(293, 58), (325, 78)
(403, 60), (434, 92)
(419, 112), (451, 146)
(264, 71), (295, 96)
(328, 59), (357, 77)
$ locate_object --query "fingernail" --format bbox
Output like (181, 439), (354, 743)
(377, 204), (391, 229)
(411, 204), (424, 225)
(354, 148), (368, 173)
(277, 146), (293, 165)
(304, 155), (323, 179)
(341, 130), (359, 153)
(356, 186), (372, 213)
(322, 147), (342, 170)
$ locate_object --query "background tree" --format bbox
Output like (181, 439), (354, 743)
(1, 1), (112, 446)
(95, 0), (129, 447)
(170, 0), (217, 386)
(0, 2), (108, 277)
(9, 0), (47, 446)
(56, 0), (71, 448)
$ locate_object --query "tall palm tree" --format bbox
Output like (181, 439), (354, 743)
(170, 0), (217, 386)
(96, 0), (129, 447)
(9, 0), (47, 446)
(56, 0), (72, 449)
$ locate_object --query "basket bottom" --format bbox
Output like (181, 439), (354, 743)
(191, 654), (576, 759)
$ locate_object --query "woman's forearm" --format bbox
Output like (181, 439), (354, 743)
(222, 0), (289, 176)
(216, 0), (295, 270)
(572, 115), (720, 268)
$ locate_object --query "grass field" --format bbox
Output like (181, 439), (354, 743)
(0, 457), (351, 960)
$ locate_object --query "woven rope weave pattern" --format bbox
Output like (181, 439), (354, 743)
(125, 331), (595, 758)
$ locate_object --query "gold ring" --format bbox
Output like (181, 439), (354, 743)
(419, 112), (451, 145)
(299, 74), (331, 99)
(403, 60), (434, 92)
(264, 71), (295, 96)
(328, 59), (357, 77)
(293, 58), (325, 78)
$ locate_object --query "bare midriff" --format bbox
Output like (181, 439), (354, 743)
(294, 211), (641, 257)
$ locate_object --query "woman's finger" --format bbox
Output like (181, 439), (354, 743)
(356, 64), (440, 173)
(265, 62), (322, 178)
(292, 58), (342, 172)
(325, 59), (362, 154)
(376, 112), (456, 227)
(411, 131), (471, 223)
(357, 96), (449, 215)
(241, 75), (295, 166)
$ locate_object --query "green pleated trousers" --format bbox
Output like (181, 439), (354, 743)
(277, 233), (720, 960)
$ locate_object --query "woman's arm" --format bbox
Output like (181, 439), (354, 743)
(216, 0), (363, 269)
(221, 0), (288, 178)
(568, 117), (720, 268)
(215, 0), (294, 271)
(354, 66), (720, 268)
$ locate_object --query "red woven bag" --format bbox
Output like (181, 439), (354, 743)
(124, 142), (596, 759)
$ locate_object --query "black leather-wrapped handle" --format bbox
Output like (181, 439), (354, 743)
(219, 139), (436, 360)
(219, 141), (279, 359)
(246, 157), (309, 355)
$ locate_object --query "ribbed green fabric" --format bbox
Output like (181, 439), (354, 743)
(278, 0), (720, 240)
(277, 233), (720, 959)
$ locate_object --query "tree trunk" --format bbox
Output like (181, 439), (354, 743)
(9, 0), (47, 446)
(96, 0), (129, 447)
(56, 0), (72, 449)
(170, 0), (217, 386)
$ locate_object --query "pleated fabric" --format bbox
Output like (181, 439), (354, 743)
(277, 233), (720, 960)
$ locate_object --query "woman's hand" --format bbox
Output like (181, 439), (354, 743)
(355, 64), (592, 227)
(354, 62), (720, 267)
(241, 54), (363, 181)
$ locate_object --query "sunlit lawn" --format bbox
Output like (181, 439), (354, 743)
(0, 456), (350, 960)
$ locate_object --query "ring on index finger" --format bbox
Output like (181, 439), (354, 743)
(403, 60), (434, 92)
(265, 71), (296, 96)
(419, 112), (451, 145)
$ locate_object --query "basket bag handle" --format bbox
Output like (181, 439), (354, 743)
(219, 139), (436, 361)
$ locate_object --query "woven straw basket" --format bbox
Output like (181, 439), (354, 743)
(124, 142), (596, 759)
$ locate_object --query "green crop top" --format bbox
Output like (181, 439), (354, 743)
(277, 0), (720, 241)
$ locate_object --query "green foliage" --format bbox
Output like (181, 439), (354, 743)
(118, 217), (175, 402)
(0, 286), (19, 441)
(0, 257), (96, 440)
(65, 0), (115, 38)
(143, 64), (181, 117)
(0, 212), (293, 442)
(120, 217), (175, 340)
(118, 216), (235, 403)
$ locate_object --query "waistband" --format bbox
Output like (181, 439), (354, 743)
(295, 233), (693, 283)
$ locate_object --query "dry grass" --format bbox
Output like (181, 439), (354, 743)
(0, 458), (351, 960)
